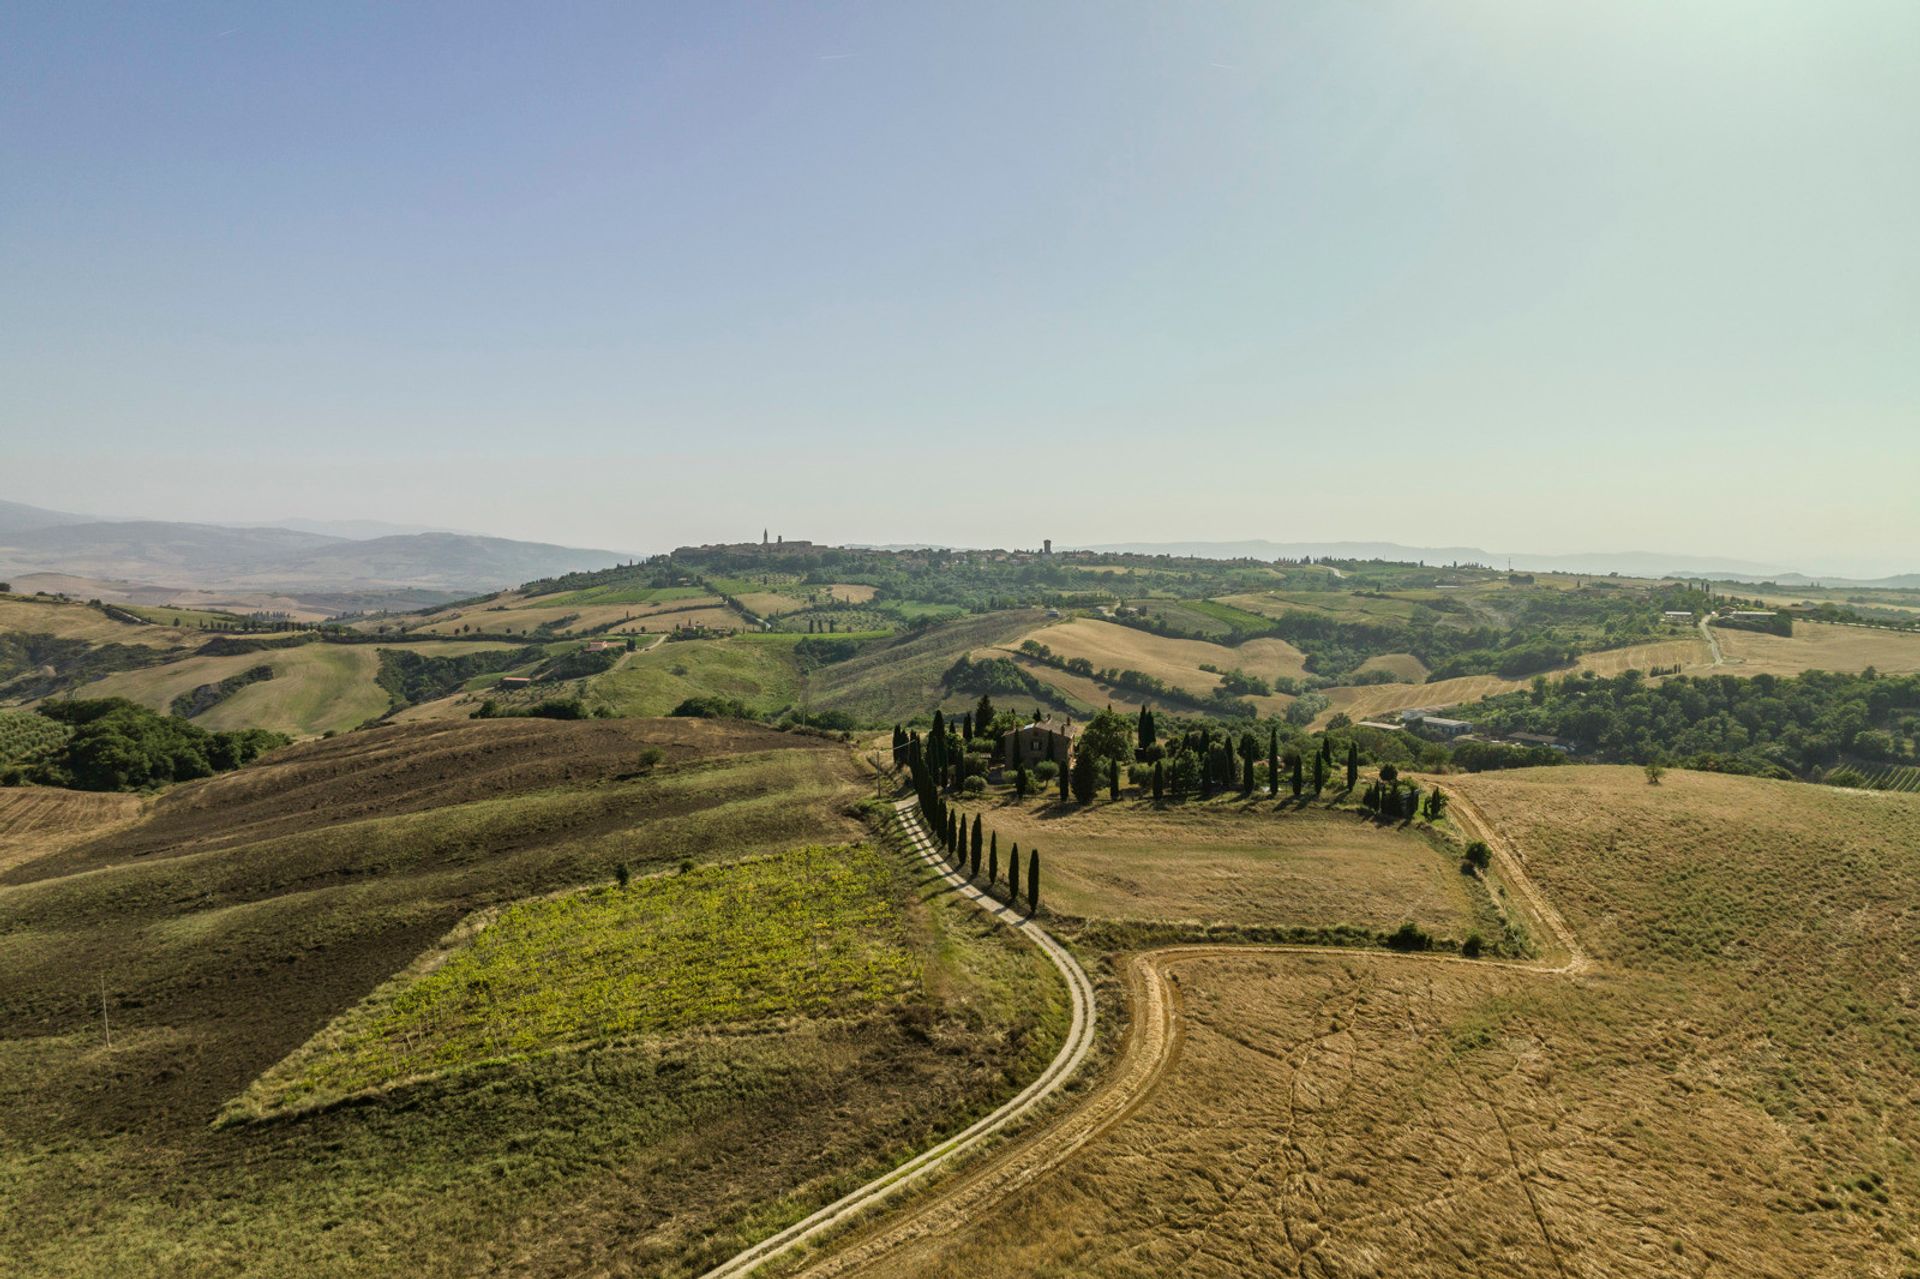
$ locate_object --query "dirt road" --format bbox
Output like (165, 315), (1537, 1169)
(695, 798), (1098, 1279)
(786, 781), (1591, 1277)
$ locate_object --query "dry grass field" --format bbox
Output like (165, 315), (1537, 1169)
(0, 595), (197, 649)
(1215, 590), (1424, 623)
(0, 720), (1070, 1277)
(1351, 651), (1429, 681)
(0, 786), (143, 874)
(1571, 634), (1713, 677)
(1021, 619), (1308, 699)
(866, 767), (1920, 1278)
(1319, 673), (1529, 725)
(965, 794), (1497, 940)
(1713, 619), (1920, 676)
(407, 597), (734, 637)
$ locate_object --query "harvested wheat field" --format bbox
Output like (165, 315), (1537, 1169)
(1713, 619), (1920, 676)
(1350, 651), (1428, 681)
(0, 786), (143, 874)
(850, 767), (1920, 1278)
(0, 595), (198, 649)
(1021, 619), (1308, 699)
(1571, 634), (1712, 677)
(1319, 672), (1528, 726)
(967, 796), (1496, 939)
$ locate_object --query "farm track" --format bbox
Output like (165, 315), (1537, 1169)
(696, 797), (1098, 1279)
(784, 782), (1590, 1277)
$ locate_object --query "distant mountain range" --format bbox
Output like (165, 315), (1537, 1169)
(0, 498), (629, 599)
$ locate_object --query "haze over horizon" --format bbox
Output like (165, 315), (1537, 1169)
(5, 3), (1916, 575)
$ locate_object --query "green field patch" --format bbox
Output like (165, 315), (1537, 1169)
(0, 709), (70, 763)
(880, 599), (967, 622)
(228, 842), (918, 1118)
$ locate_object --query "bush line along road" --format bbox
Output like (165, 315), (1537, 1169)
(696, 797), (1098, 1279)
(707, 778), (1588, 1278)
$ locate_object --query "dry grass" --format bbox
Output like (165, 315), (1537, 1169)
(1572, 634), (1713, 677)
(1352, 651), (1429, 681)
(1320, 673), (1529, 726)
(822, 584), (878, 604)
(1712, 619), (1920, 676)
(0, 596), (193, 650)
(0, 786), (143, 875)
(874, 767), (1920, 1277)
(962, 794), (1494, 939)
(66, 644), (387, 736)
(410, 598), (733, 637)
(1021, 619), (1308, 699)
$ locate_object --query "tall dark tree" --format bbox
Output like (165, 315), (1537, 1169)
(1009, 843), (1021, 900)
(1109, 758), (1120, 800)
(1071, 751), (1095, 804)
(975, 693), (997, 742)
(1320, 737), (1332, 766)
(1016, 759), (1029, 797)
(1346, 741), (1359, 790)
(1242, 751), (1254, 795)
(1313, 751), (1326, 796)
(971, 815), (984, 874)
(1268, 728), (1280, 798)
(1137, 705), (1151, 751)
(988, 843), (998, 888)
(962, 711), (973, 742)
(930, 710), (946, 782)
(1027, 849), (1040, 914)
(1291, 754), (1303, 798)
(1059, 755), (1070, 800)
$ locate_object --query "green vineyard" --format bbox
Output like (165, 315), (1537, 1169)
(1859, 762), (1920, 793)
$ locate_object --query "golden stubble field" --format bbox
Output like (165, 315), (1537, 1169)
(850, 767), (1920, 1278)
(1020, 618), (1309, 699)
(1713, 619), (1920, 676)
(967, 794), (1494, 939)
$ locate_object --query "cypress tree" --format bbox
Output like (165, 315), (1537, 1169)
(1346, 741), (1358, 790)
(1152, 759), (1164, 802)
(1291, 755), (1303, 798)
(1242, 751), (1254, 794)
(1137, 706), (1150, 751)
(975, 693), (996, 741)
(971, 815), (983, 874)
(962, 712), (973, 742)
(1027, 849), (1040, 914)
(1313, 751), (1325, 796)
(988, 844), (998, 887)
(1059, 755), (1069, 800)
(1320, 737), (1331, 766)
(1109, 757), (1120, 800)
(1268, 728), (1279, 798)
(1009, 844), (1021, 900)
(1016, 759), (1029, 797)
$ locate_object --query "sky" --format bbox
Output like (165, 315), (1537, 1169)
(3, 2), (1917, 574)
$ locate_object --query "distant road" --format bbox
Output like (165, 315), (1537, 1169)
(1698, 615), (1725, 667)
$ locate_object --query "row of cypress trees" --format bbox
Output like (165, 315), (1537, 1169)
(905, 729), (1040, 915)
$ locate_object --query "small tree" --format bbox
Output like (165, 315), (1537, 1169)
(1424, 788), (1448, 820)
(1463, 840), (1491, 872)
(1644, 760), (1666, 785)
(615, 861), (631, 889)
(1379, 763), (1399, 784)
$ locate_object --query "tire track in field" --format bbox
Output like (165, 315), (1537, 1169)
(696, 798), (1098, 1279)
(784, 781), (1591, 1277)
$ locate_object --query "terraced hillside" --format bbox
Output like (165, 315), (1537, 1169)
(0, 719), (1068, 1277)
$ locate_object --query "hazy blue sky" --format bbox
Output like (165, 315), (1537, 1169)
(4, 3), (1916, 572)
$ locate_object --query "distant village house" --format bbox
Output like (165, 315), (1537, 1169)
(1003, 719), (1076, 768)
